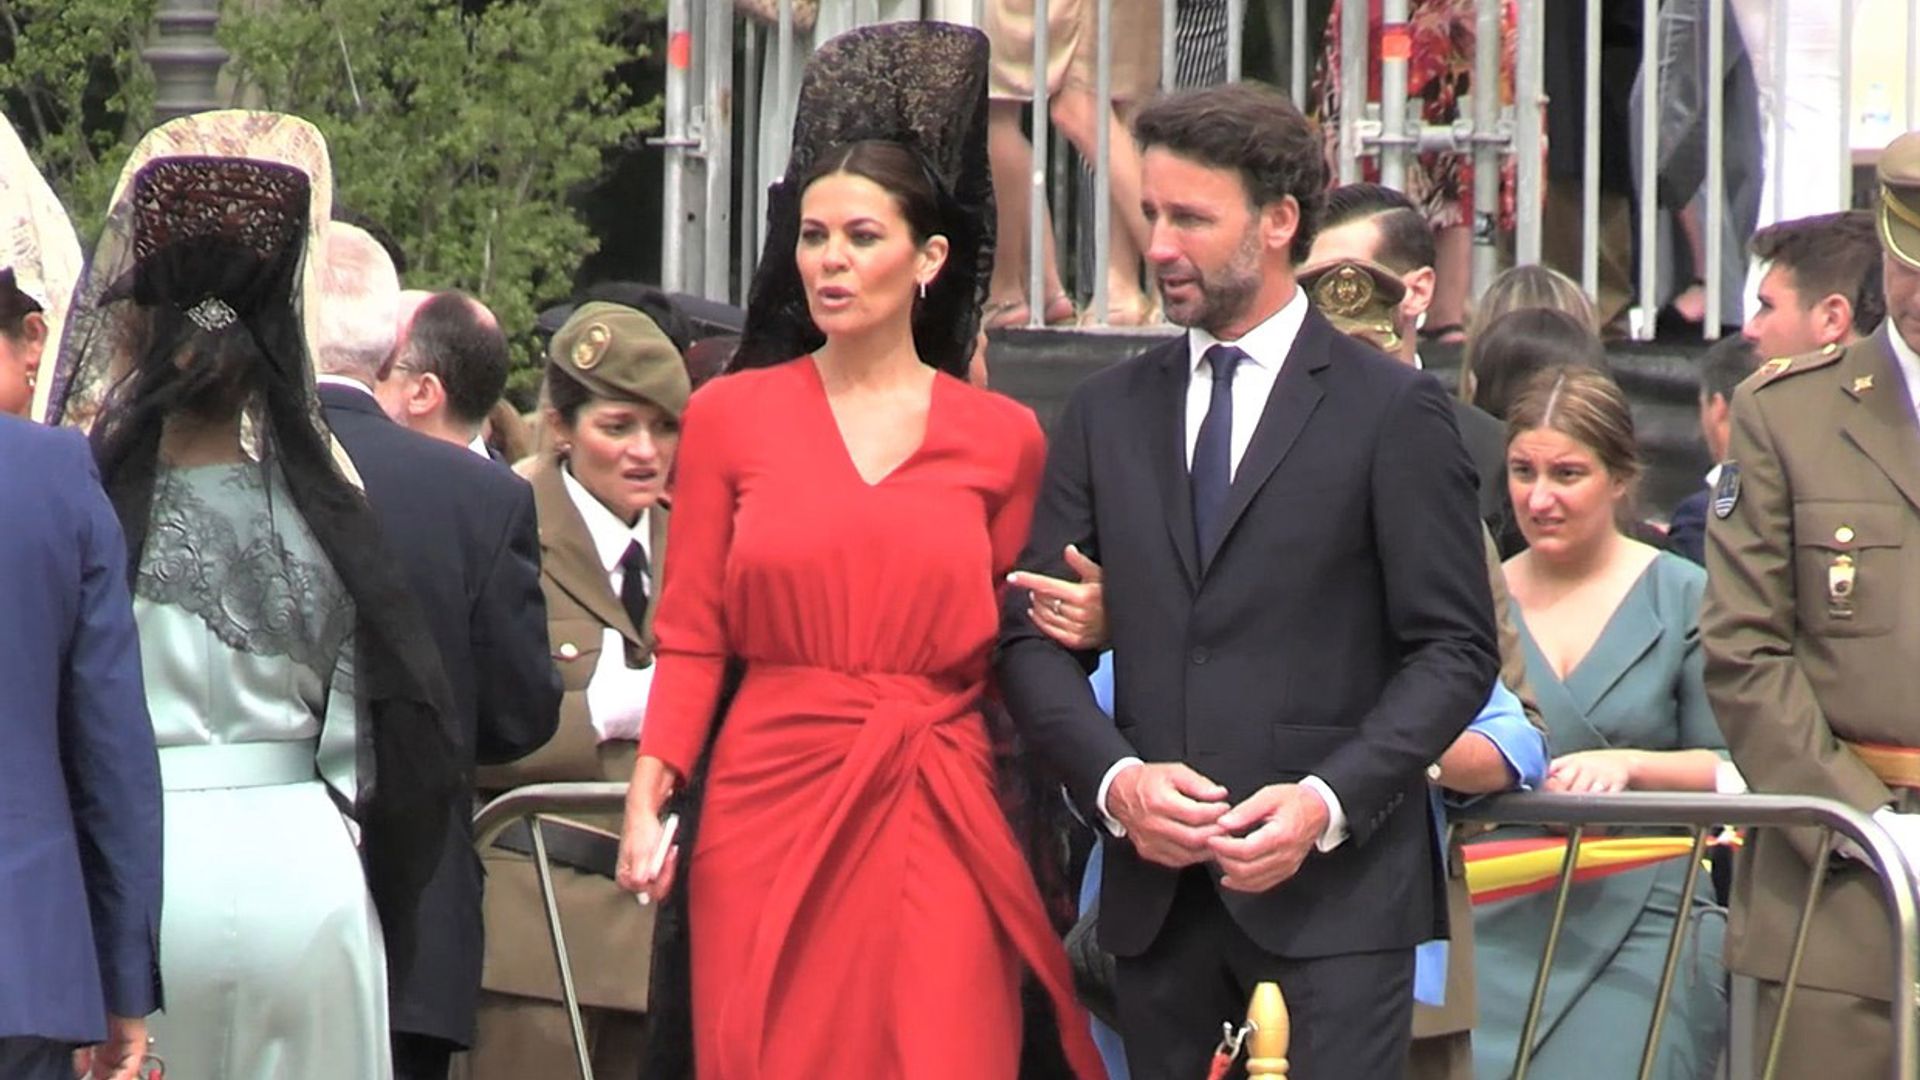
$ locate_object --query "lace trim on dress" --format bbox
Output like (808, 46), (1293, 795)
(136, 465), (354, 673)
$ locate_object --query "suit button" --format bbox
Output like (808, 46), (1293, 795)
(1190, 647), (1210, 665)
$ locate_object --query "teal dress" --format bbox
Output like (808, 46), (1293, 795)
(137, 464), (390, 1080)
(1471, 552), (1729, 1079)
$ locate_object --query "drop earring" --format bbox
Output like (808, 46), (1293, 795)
(917, 280), (927, 300)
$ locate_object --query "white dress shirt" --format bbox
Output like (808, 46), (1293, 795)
(561, 467), (656, 740)
(468, 434), (492, 459)
(1098, 287), (1350, 853)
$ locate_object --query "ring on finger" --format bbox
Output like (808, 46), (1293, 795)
(1050, 596), (1065, 615)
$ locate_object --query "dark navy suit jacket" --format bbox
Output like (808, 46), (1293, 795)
(319, 382), (560, 1047)
(0, 415), (162, 1043)
(1666, 487), (1710, 567)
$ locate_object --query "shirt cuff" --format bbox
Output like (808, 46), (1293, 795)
(1713, 760), (1750, 795)
(1299, 775), (1349, 853)
(1096, 756), (1144, 837)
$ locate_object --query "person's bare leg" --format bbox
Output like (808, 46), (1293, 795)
(1428, 224), (1471, 340)
(1051, 87), (1153, 322)
(987, 101), (1069, 326)
(1670, 204), (1708, 322)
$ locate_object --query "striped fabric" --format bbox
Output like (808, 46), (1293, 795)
(1175, 0), (1231, 88)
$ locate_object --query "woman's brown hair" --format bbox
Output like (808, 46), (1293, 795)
(1506, 365), (1641, 489)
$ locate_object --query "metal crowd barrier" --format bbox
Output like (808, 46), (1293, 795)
(1454, 791), (1919, 1080)
(661, 1), (1920, 341)
(472, 781), (632, 1080)
(473, 784), (1919, 1080)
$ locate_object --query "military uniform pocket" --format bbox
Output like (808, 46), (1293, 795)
(1793, 501), (1903, 637)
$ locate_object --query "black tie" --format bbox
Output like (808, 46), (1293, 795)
(1192, 344), (1245, 562)
(619, 539), (650, 634)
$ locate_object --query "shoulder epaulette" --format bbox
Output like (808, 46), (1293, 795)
(1748, 342), (1844, 389)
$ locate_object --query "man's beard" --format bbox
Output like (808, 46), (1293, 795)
(1162, 228), (1266, 336)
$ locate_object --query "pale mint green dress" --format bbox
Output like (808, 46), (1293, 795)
(137, 463), (390, 1080)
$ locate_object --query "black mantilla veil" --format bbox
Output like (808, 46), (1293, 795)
(45, 112), (458, 982)
(731, 21), (995, 379)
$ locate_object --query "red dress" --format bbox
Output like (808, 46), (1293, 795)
(640, 358), (1106, 1080)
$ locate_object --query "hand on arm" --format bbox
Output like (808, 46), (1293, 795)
(1008, 544), (1108, 651)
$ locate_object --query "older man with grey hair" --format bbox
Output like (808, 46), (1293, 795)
(314, 223), (560, 1080)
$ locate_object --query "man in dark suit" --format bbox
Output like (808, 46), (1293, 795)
(378, 289), (515, 461)
(313, 223), (561, 1080)
(1666, 334), (1760, 565)
(996, 83), (1499, 1079)
(0, 414), (162, 1080)
(1304, 182), (1509, 531)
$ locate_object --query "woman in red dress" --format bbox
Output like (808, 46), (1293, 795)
(614, 23), (1106, 1080)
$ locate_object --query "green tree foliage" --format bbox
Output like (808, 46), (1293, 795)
(0, 0), (157, 239)
(220, 0), (664, 385)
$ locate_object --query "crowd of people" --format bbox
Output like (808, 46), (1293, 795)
(7, 12), (1920, 1080)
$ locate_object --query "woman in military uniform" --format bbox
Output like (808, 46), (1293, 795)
(463, 302), (690, 1079)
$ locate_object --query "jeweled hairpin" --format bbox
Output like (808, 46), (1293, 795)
(184, 296), (239, 332)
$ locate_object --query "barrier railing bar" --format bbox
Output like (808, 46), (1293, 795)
(1092, 0), (1113, 325)
(1764, 830), (1836, 1080)
(739, 20), (761, 304)
(1510, 823), (1584, 1080)
(1581, 0), (1601, 302)
(1161, 0), (1176, 98)
(1028, 0), (1052, 328)
(1636, 0), (1657, 340)
(1291, 0), (1308, 109)
(1839, 0), (1856, 210)
(528, 817), (595, 1080)
(1770, 0), (1786, 224)
(1636, 827), (1709, 1080)
(1910, 0), (1919, 132)
(700, 4), (734, 302)
(1469, 0), (1502, 302)
(1455, 791), (1918, 1080)
(1514, 0), (1545, 264)
(1226, 0), (1246, 83)
(1339, 0), (1369, 185)
(1706, 0), (1726, 336)
(1380, 0), (1411, 193)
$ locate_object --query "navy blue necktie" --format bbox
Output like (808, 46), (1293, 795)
(619, 539), (650, 633)
(1192, 344), (1246, 561)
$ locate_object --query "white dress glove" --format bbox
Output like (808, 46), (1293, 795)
(585, 627), (653, 742)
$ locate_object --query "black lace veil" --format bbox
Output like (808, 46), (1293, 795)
(45, 112), (458, 981)
(732, 21), (995, 378)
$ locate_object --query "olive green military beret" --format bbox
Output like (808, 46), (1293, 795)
(547, 301), (691, 419)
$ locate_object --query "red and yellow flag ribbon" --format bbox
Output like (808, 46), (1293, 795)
(1464, 832), (1741, 905)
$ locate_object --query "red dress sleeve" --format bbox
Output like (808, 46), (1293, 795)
(990, 404), (1047, 581)
(639, 384), (735, 780)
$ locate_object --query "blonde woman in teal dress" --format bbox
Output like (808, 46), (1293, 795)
(1472, 366), (1741, 1078)
(43, 112), (457, 1080)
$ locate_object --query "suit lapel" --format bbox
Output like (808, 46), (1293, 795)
(1840, 331), (1920, 515)
(530, 461), (639, 643)
(1148, 339), (1202, 589)
(1206, 311), (1332, 569)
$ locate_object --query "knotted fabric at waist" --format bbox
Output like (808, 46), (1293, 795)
(1842, 738), (1920, 791)
(737, 662), (981, 733)
(159, 739), (320, 791)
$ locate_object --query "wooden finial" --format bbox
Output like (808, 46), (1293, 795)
(1244, 981), (1290, 1077)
